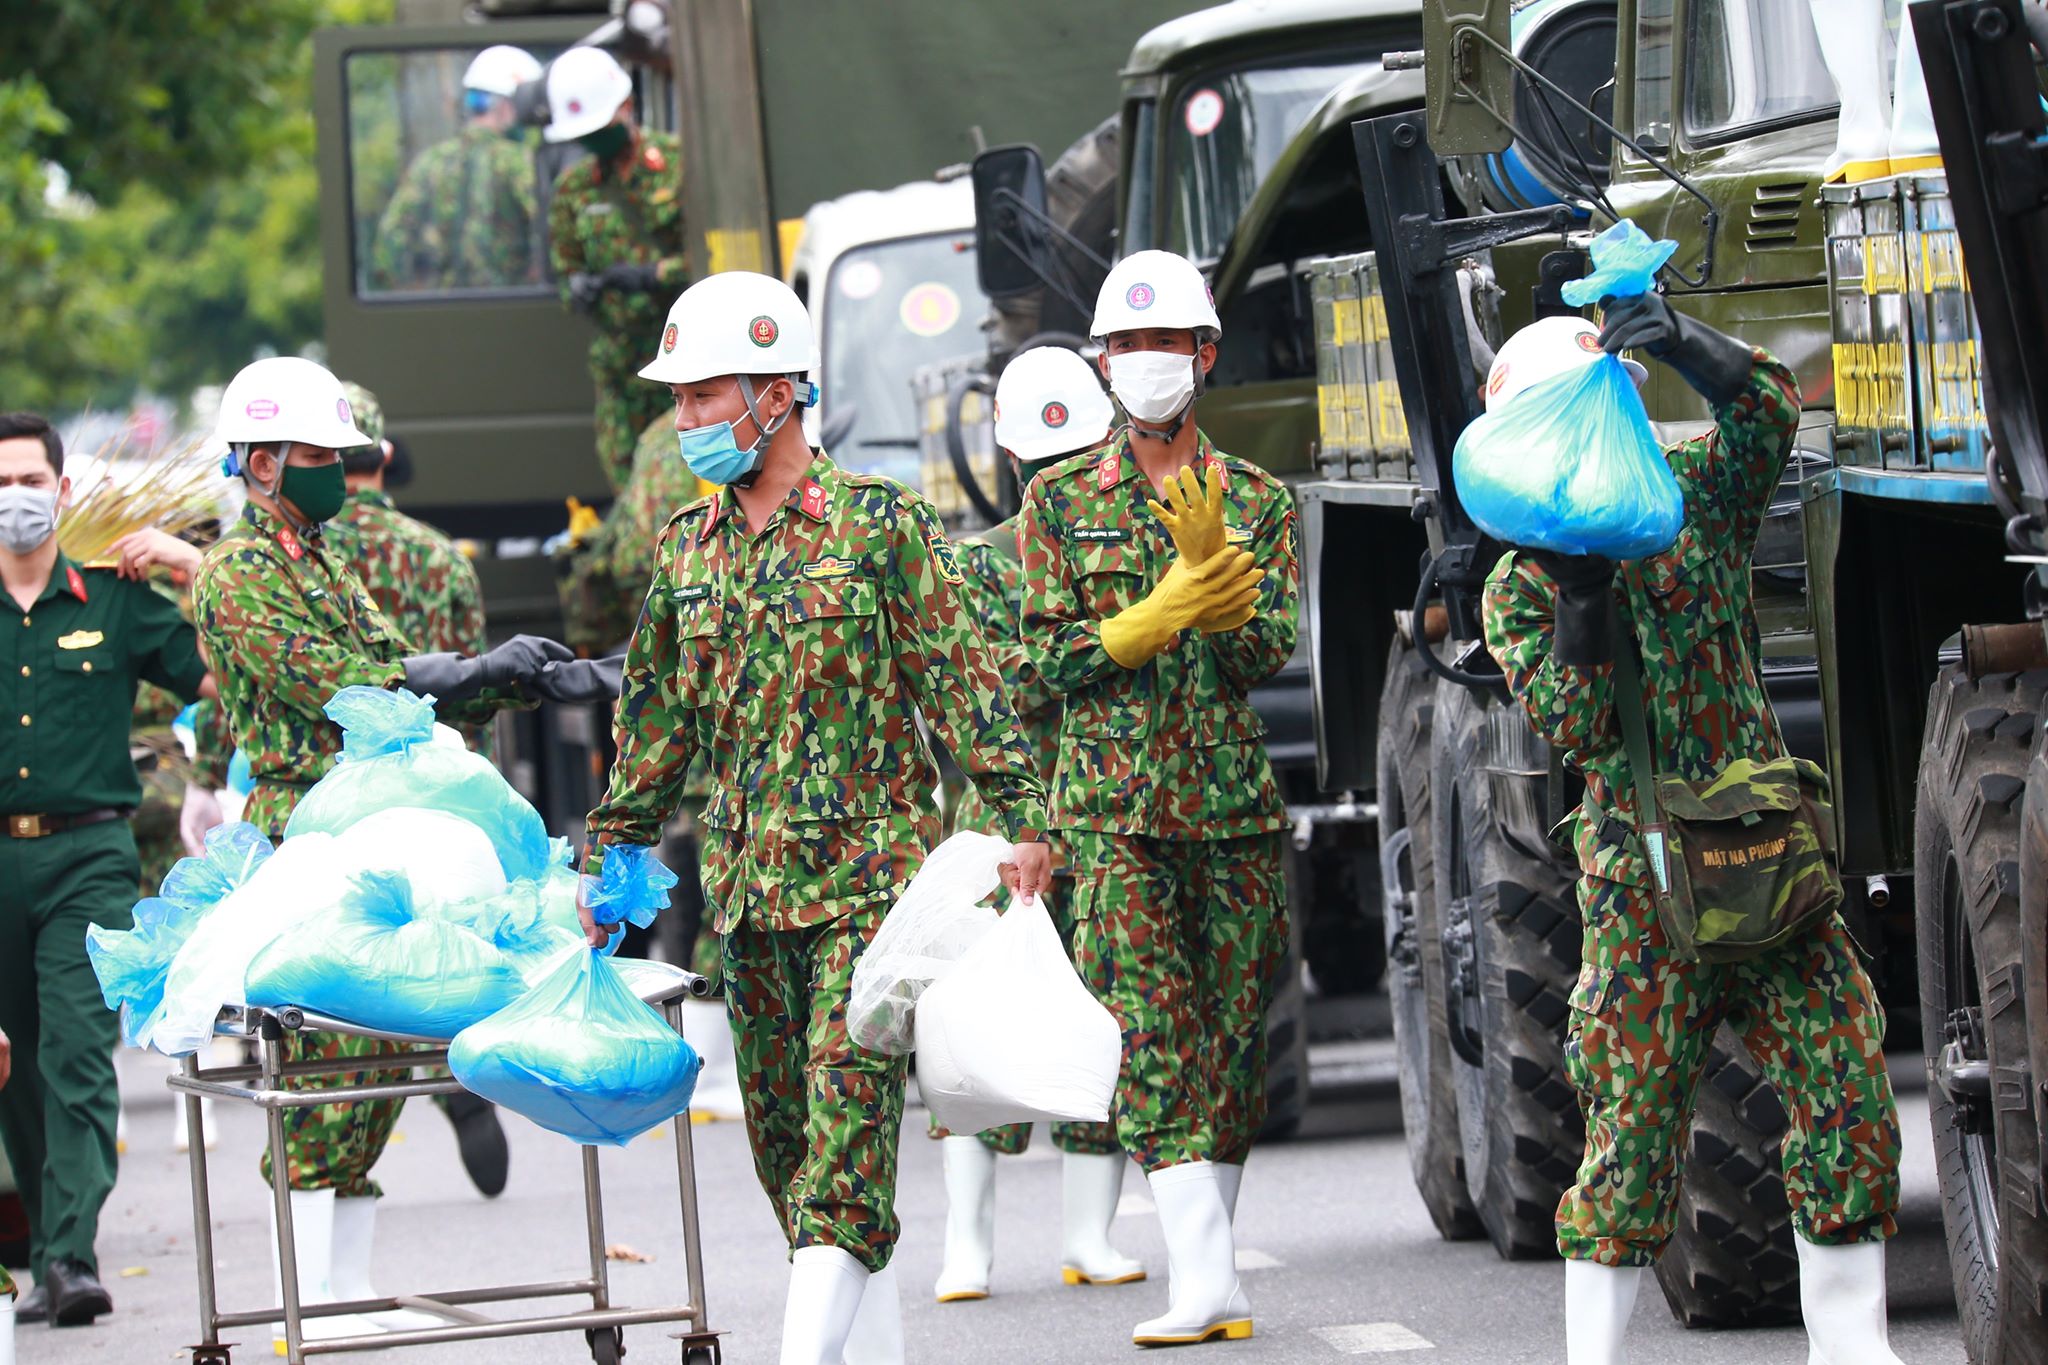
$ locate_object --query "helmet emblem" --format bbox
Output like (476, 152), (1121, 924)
(1042, 401), (1069, 428)
(1576, 330), (1604, 354)
(568, 99), (582, 114)
(245, 399), (279, 420)
(336, 398), (351, 424)
(1126, 282), (1155, 311)
(749, 315), (779, 347)
(662, 322), (678, 353)
(1487, 364), (1508, 397)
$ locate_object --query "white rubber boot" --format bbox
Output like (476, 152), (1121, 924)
(1215, 1162), (1243, 1222)
(1888, 15), (1941, 175)
(1797, 1238), (1905, 1365)
(1, 1290), (15, 1365)
(842, 1259), (904, 1365)
(1565, 1260), (1641, 1365)
(331, 1196), (443, 1332)
(933, 1136), (997, 1302)
(1060, 1152), (1145, 1286)
(680, 997), (745, 1121)
(1132, 1162), (1251, 1346)
(270, 1189), (388, 1352)
(778, 1245), (868, 1365)
(1807, 0), (1895, 181)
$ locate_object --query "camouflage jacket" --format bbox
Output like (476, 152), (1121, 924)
(547, 131), (687, 367)
(949, 518), (1061, 840)
(1018, 429), (1300, 839)
(327, 488), (486, 657)
(371, 125), (539, 291)
(583, 450), (1048, 933)
(192, 506), (508, 803)
(559, 417), (707, 653)
(1481, 352), (1801, 889)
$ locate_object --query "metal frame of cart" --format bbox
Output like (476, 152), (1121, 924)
(168, 967), (721, 1364)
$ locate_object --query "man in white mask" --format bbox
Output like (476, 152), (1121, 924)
(0, 411), (217, 1328)
(1017, 249), (1301, 1347)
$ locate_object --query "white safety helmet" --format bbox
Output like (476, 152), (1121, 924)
(464, 45), (543, 99)
(1484, 314), (1648, 413)
(994, 346), (1116, 462)
(213, 357), (371, 453)
(1091, 249), (1222, 341)
(543, 47), (633, 144)
(639, 271), (820, 386)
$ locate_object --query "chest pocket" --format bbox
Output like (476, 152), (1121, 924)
(49, 639), (118, 729)
(1633, 520), (1739, 652)
(673, 595), (729, 707)
(780, 577), (879, 691)
(1074, 541), (1146, 618)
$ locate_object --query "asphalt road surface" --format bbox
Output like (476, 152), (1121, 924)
(24, 1037), (1966, 1364)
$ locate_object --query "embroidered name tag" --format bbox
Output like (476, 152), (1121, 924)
(1072, 526), (1130, 544)
(57, 630), (104, 650)
(673, 583), (712, 604)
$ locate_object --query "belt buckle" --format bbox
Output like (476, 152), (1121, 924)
(9, 813), (45, 839)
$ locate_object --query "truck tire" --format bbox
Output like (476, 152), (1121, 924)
(1653, 1040), (1802, 1327)
(1377, 639), (1481, 1238)
(1918, 664), (2048, 1365)
(988, 115), (1118, 359)
(1261, 845), (1310, 1142)
(1431, 680), (1584, 1259)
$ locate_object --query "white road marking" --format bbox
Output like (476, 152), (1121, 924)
(1313, 1322), (1436, 1354)
(1235, 1248), (1283, 1271)
(1115, 1191), (1155, 1217)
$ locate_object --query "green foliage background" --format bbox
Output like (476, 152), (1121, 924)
(0, 0), (396, 415)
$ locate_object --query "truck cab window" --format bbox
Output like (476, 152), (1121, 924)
(1632, 0), (1676, 154)
(347, 48), (567, 299)
(1683, 0), (1836, 141)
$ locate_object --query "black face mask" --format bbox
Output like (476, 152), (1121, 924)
(579, 121), (630, 162)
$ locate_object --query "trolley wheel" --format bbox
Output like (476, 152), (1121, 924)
(682, 1349), (718, 1364)
(189, 1348), (235, 1365)
(586, 1325), (626, 1363)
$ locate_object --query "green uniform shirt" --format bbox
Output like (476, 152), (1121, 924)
(326, 488), (486, 657)
(547, 131), (687, 346)
(583, 451), (1048, 932)
(370, 125), (540, 291)
(948, 519), (1061, 840)
(1018, 430), (1300, 840)
(1, 554), (207, 816)
(559, 417), (705, 653)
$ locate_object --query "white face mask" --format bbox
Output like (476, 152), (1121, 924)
(1106, 350), (1198, 424)
(0, 485), (58, 555)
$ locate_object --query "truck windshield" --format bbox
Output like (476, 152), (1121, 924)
(1165, 59), (1372, 263)
(819, 232), (986, 487)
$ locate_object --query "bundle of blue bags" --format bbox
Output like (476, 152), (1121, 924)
(1453, 220), (1686, 560)
(87, 686), (698, 1146)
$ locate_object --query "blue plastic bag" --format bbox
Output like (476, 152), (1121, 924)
(244, 871), (529, 1037)
(1454, 355), (1685, 559)
(582, 844), (677, 931)
(87, 822), (274, 1047)
(284, 687), (554, 882)
(449, 949), (700, 1146)
(1560, 220), (1679, 307)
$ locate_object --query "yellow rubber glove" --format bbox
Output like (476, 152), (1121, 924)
(563, 496), (602, 549)
(1100, 547), (1265, 668)
(1146, 463), (1228, 566)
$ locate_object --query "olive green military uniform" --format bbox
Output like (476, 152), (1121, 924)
(583, 453), (1047, 1271)
(1019, 432), (1299, 1173)
(547, 131), (688, 494)
(370, 124), (539, 292)
(193, 507), (519, 1195)
(928, 520), (1118, 1158)
(1, 555), (207, 1281)
(1482, 353), (1901, 1266)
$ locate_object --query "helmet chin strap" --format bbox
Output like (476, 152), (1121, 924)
(728, 375), (796, 490)
(239, 443), (319, 541)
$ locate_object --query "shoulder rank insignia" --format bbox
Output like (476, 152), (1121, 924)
(801, 556), (858, 581)
(799, 480), (828, 520)
(64, 564), (88, 601)
(1072, 526), (1131, 544)
(57, 629), (104, 650)
(277, 526), (305, 562)
(1096, 451), (1123, 490)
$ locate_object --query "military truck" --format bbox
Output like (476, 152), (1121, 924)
(1295, 0), (2046, 1353)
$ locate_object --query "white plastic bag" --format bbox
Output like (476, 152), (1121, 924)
(914, 895), (1121, 1134)
(848, 832), (1013, 1055)
(326, 807), (508, 908)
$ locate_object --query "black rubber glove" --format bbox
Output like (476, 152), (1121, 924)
(526, 654), (624, 705)
(402, 635), (573, 704)
(567, 271), (604, 314)
(599, 262), (663, 294)
(1597, 292), (1754, 408)
(1527, 550), (1617, 669)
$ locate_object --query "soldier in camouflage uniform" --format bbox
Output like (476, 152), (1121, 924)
(543, 47), (688, 495)
(558, 414), (707, 654)
(193, 357), (573, 1344)
(928, 346), (1144, 1305)
(367, 46), (543, 294)
(577, 272), (1050, 1360)
(1019, 252), (1293, 1348)
(1479, 300), (1903, 1364)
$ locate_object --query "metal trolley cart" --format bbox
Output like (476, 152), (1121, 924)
(169, 963), (721, 1364)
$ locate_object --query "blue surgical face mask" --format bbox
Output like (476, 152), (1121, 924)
(675, 377), (797, 487)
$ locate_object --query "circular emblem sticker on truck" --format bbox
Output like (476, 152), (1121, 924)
(899, 282), (961, 338)
(1126, 282), (1155, 311)
(749, 315), (779, 347)
(838, 260), (884, 301)
(663, 323), (678, 353)
(1042, 401), (1069, 429)
(245, 399), (279, 420)
(1184, 88), (1225, 138)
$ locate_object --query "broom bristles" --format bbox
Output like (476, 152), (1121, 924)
(57, 433), (224, 564)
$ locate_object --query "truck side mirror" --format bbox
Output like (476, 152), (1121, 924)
(1413, 0), (1516, 156)
(971, 144), (1051, 299)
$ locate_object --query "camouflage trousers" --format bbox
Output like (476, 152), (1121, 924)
(722, 900), (906, 1272)
(258, 1031), (413, 1197)
(591, 350), (674, 496)
(1559, 872), (1902, 1265)
(927, 880), (1118, 1157)
(1067, 830), (1289, 1173)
